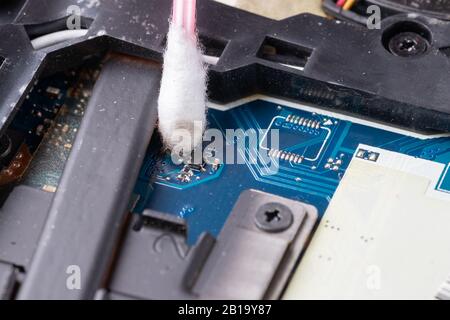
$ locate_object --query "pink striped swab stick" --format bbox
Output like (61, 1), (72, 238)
(172, 0), (197, 37)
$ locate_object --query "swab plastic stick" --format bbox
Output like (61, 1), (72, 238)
(158, 0), (206, 154)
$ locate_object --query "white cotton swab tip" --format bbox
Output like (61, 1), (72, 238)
(158, 0), (206, 155)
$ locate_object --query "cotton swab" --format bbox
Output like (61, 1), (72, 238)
(158, 0), (206, 157)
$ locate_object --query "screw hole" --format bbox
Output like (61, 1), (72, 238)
(399, 38), (417, 51)
(382, 21), (431, 57)
(264, 209), (281, 223)
(255, 202), (293, 233)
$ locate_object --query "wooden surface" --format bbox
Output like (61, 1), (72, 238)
(214, 0), (325, 20)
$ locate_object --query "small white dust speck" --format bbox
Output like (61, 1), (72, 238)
(86, 0), (100, 8)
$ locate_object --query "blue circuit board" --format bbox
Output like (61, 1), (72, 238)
(0, 60), (100, 193)
(134, 99), (450, 243)
(18, 62), (99, 191)
(13, 65), (449, 246)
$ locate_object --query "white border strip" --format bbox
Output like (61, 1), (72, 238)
(354, 144), (450, 201)
(207, 95), (450, 140)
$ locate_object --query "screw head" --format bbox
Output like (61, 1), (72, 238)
(388, 32), (429, 57)
(255, 202), (293, 233)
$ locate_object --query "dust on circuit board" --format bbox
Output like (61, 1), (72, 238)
(22, 66), (100, 192)
(131, 131), (223, 214)
(0, 60), (101, 194)
(133, 99), (450, 243)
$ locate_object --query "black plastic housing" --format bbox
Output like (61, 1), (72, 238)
(0, 0), (450, 133)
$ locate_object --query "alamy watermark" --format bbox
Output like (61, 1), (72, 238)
(66, 264), (82, 290)
(168, 123), (281, 175)
(366, 265), (382, 291)
(366, 5), (381, 30)
(66, 5), (82, 30)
